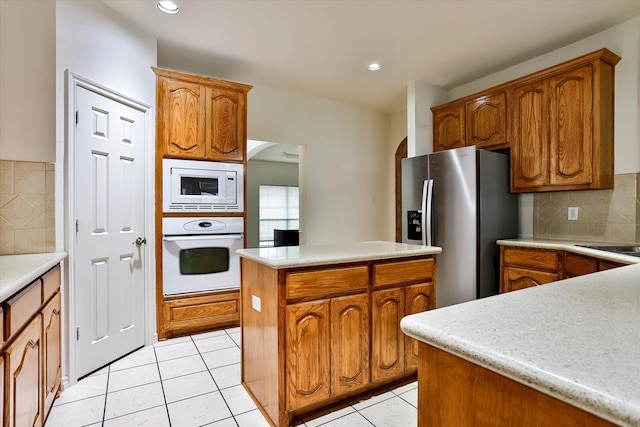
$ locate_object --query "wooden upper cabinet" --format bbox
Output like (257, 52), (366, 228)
(159, 77), (206, 159)
(466, 91), (509, 150)
(510, 49), (619, 192)
(432, 91), (509, 152)
(205, 85), (246, 162)
(154, 67), (252, 162)
(511, 78), (550, 190)
(433, 106), (465, 152)
(549, 65), (594, 187)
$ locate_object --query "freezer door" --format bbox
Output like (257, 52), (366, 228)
(401, 155), (429, 244)
(429, 146), (478, 308)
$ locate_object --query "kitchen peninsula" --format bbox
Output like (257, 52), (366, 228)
(237, 241), (441, 426)
(401, 256), (640, 427)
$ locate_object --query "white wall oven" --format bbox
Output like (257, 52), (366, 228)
(162, 217), (244, 296)
(163, 158), (244, 213)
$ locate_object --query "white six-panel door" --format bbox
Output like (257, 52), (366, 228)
(74, 86), (146, 377)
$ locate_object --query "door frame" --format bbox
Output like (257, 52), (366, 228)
(65, 72), (156, 387)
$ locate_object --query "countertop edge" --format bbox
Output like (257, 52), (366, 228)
(497, 238), (640, 264)
(0, 252), (67, 303)
(237, 242), (442, 269)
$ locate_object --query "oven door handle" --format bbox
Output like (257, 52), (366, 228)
(162, 234), (244, 242)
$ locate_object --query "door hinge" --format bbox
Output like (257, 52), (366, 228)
(76, 327), (80, 341)
(76, 219), (79, 233)
(75, 111), (79, 125)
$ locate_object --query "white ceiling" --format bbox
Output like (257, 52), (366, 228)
(102, 0), (640, 113)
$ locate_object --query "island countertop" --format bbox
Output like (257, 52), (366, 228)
(236, 240), (442, 269)
(0, 252), (67, 303)
(401, 262), (640, 426)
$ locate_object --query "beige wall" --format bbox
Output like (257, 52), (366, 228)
(246, 85), (391, 245)
(0, 0), (56, 162)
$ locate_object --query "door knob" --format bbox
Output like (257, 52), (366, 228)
(134, 237), (147, 247)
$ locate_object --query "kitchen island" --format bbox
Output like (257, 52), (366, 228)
(401, 257), (640, 427)
(237, 241), (441, 426)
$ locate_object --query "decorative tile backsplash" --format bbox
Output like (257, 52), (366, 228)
(0, 161), (55, 255)
(534, 173), (640, 243)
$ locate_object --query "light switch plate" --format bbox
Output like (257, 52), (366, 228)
(568, 207), (579, 221)
(252, 295), (261, 312)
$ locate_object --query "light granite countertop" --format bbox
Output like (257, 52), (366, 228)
(236, 240), (441, 269)
(0, 252), (67, 303)
(401, 256), (640, 426)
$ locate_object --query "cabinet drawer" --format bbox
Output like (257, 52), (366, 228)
(373, 258), (434, 288)
(502, 247), (560, 272)
(599, 260), (625, 271)
(286, 266), (369, 299)
(42, 265), (61, 303)
(5, 279), (42, 341)
(565, 253), (597, 277)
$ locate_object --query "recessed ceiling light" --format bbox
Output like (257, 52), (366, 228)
(157, 0), (180, 15)
(367, 63), (382, 71)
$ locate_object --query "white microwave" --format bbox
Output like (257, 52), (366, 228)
(162, 158), (244, 213)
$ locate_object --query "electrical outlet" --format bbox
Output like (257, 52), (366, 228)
(252, 295), (261, 312)
(568, 207), (579, 221)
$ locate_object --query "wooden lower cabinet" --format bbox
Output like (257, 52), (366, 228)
(42, 292), (62, 416)
(502, 266), (559, 292)
(500, 245), (629, 293)
(241, 255), (436, 426)
(1, 263), (62, 427)
(500, 246), (561, 293)
(286, 293), (371, 410)
(372, 288), (405, 382)
(286, 300), (331, 410)
(565, 252), (598, 278)
(0, 355), (4, 427)
(330, 294), (370, 396)
(405, 283), (436, 369)
(161, 290), (240, 338)
(417, 343), (616, 426)
(6, 315), (43, 427)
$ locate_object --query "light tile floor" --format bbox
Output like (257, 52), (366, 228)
(45, 327), (418, 427)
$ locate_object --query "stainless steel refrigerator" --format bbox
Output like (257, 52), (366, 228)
(402, 146), (519, 308)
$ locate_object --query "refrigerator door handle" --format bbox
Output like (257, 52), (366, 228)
(422, 179), (434, 246)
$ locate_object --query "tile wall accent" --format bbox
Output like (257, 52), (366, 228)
(534, 173), (640, 243)
(0, 161), (55, 255)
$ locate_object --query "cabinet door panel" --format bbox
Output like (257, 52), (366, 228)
(433, 106), (465, 152)
(372, 288), (405, 381)
(502, 267), (558, 293)
(43, 292), (62, 416)
(160, 78), (206, 158)
(511, 80), (549, 190)
(331, 294), (370, 396)
(467, 92), (509, 149)
(405, 283), (435, 369)
(549, 65), (593, 187)
(286, 301), (330, 410)
(7, 315), (42, 427)
(205, 86), (245, 161)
